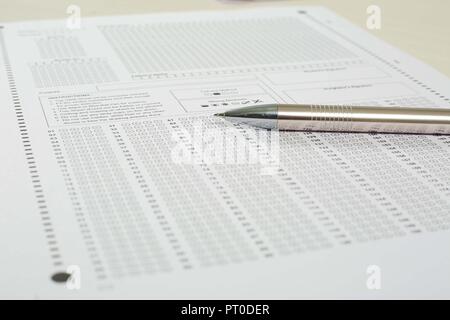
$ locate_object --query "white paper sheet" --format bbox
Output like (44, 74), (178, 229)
(0, 7), (449, 299)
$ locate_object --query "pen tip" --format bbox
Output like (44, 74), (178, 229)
(214, 113), (225, 117)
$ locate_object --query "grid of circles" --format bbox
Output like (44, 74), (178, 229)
(58, 126), (171, 278)
(324, 132), (449, 233)
(370, 134), (450, 232)
(282, 132), (405, 242)
(123, 119), (258, 267)
(110, 123), (194, 270)
(179, 116), (333, 255)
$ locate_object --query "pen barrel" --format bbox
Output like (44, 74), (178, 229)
(277, 104), (450, 134)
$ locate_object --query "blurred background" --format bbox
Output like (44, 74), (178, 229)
(1, 0), (449, 75)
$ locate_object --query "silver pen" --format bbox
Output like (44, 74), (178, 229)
(214, 104), (450, 135)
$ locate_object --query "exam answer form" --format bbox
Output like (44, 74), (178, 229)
(0, 7), (449, 298)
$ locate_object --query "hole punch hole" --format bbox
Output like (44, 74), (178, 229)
(51, 272), (71, 283)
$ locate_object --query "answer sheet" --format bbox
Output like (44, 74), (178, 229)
(1, 7), (449, 298)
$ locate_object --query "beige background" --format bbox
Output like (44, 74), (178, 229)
(1, 0), (449, 76)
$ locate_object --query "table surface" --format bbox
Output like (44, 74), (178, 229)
(1, 0), (449, 77)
